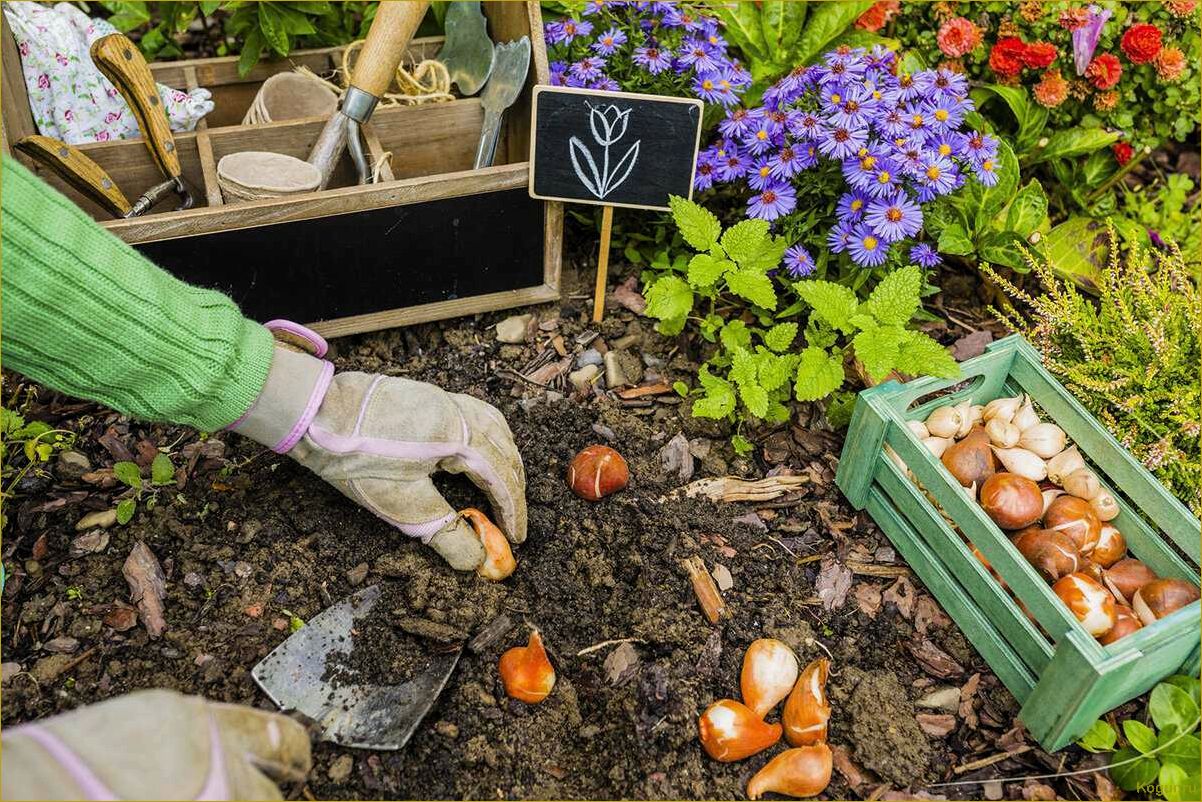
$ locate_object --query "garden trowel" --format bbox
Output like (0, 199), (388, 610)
(251, 585), (461, 751)
(437, 1), (495, 96)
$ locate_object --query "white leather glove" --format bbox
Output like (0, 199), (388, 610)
(231, 321), (526, 571)
(1, 690), (311, 800)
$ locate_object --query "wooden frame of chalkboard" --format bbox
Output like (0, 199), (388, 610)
(526, 85), (704, 212)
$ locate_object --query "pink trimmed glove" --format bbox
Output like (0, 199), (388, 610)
(231, 321), (526, 571)
(0, 690), (311, 800)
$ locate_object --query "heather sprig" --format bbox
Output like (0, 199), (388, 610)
(545, 1), (749, 106)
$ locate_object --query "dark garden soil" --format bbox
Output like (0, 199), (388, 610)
(1, 257), (1128, 801)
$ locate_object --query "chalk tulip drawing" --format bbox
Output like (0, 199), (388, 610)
(569, 102), (640, 200)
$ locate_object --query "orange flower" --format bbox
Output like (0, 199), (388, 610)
(1093, 90), (1119, 112)
(1165, 1), (1197, 18)
(1020, 1), (1044, 22)
(1154, 47), (1187, 81)
(1120, 24), (1163, 65)
(937, 17), (982, 57)
(1033, 69), (1069, 107)
(855, 0), (900, 32)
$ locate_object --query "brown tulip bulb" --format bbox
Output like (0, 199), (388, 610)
(498, 631), (556, 703)
(1043, 495), (1101, 555)
(1132, 579), (1200, 626)
(740, 639), (799, 718)
(747, 745), (833, 800)
(1099, 605), (1143, 645)
(941, 425), (997, 488)
(1011, 528), (1080, 582)
(980, 472), (1044, 530)
(1053, 573), (1117, 637)
(1091, 524), (1126, 568)
(782, 658), (831, 747)
(1103, 559), (1158, 605)
(567, 445), (629, 500)
(698, 699), (782, 762)
(461, 508), (516, 580)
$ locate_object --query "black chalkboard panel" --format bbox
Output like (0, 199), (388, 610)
(136, 188), (545, 325)
(528, 86), (702, 211)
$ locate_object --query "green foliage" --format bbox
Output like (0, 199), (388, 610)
(1110, 174), (1202, 278)
(100, 2), (217, 60)
(1078, 675), (1201, 801)
(983, 228), (1201, 516)
(645, 197), (959, 446)
(110, 452), (177, 525)
(1, 385), (75, 532)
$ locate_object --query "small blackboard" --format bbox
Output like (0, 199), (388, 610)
(528, 86), (703, 211)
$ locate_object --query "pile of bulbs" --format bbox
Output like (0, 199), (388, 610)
(907, 395), (1199, 643)
(697, 639), (833, 799)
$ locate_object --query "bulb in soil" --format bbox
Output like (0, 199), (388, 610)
(740, 639), (799, 718)
(1099, 605), (1142, 645)
(747, 745), (833, 799)
(783, 657), (831, 747)
(698, 699), (782, 762)
(1102, 558), (1158, 605)
(1053, 573), (1117, 637)
(566, 445), (629, 501)
(1132, 579), (1200, 626)
(460, 508), (516, 580)
(498, 630), (555, 703)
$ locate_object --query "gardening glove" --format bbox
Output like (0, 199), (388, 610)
(0, 689), (311, 800)
(231, 320), (526, 571)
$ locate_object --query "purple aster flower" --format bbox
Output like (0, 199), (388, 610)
(909, 243), (942, 268)
(830, 86), (875, 129)
(592, 27), (628, 55)
(694, 71), (727, 104)
(927, 134), (959, 161)
(743, 119), (782, 155)
(821, 47), (868, 85)
(795, 141), (820, 170)
(544, 21), (567, 45)
(866, 159), (904, 199)
(973, 156), (1000, 188)
(678, 38), (719, 72)
(827, 219), (856, 254)
(789, 110), (825, 141)
(957, 130), (999, 166)
(918, 155), (958, 196)
(549, 60), (569, 86)
(693, 152), (718, 191)
(837, 191), (870, 223)
(716, 147), (751, 182)
(885, 70), (929, 105)
(747, 183), (797, 221)
(848, 223), (889, 267)
(719, 107), (753, 139)
(564, 74), (588, 88)
(818, 125), (867, 160)
(584, 1), (625, 14)
(590, 75), (621, 91)
(903, 103), (933, 138)
(843, 150), (885, 191)
(725, 60), (753, 88)
(632, 42), (673, 74)
(747, 157), (777, 190)
(784, 244), (815, 278)
(875, 105), (909, 139)
(930, 68), (969, 99)
(560, 19), (594, 43)
(928, 99), (965, 132)
(570, 56), (606, 82)
(768, 144), (806, 179)
(866, 194), (923, 243)
(1073, 5), (1112, 75)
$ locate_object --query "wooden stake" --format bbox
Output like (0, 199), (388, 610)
(592, 204), (614, 322)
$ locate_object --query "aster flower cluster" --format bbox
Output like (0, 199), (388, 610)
(545, 2), (748, 105)
(696, 46), (998, 272)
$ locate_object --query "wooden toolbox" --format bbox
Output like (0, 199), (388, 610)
(837, 335), (1201, 751)
(0, 2), (561, 338)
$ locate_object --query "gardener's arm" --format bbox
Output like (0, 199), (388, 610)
(2, 157), (525, 568)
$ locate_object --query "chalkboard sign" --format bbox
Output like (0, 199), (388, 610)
(528, 86), (703, 211)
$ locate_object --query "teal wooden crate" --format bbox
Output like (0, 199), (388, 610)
(836, 335), (1201, 751)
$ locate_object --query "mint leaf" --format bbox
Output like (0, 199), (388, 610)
(150, 453), (175, 486)
(729, 348), (758, 389)
(739, 235), (789, 273)
(794, 347), (845, 401)
(861, 265), (922, 326)
(825, 390), (858, 428)
(116, 498), (136, 525)
(656, 315), (687, 336)
(727, 269), (777, 310)
(764, 322), (798, 352)
(720, 320), (753, 352)
(853, 325), (903, 382)
(1077, 720), (1118, 753)
(796, 280), (858, 333)
(895, 330), (961, 378)
(688, 253), (734, 288)
(739, 382), (769, 418)
(672, 381), (689, 397)
(731, 434), (754, 455)
(669, 194), (721, 252)
(113, 461), (142, 491)
(720, 219), (771, 266)
(757, 351), (794, 391)
(693, 365), (737, 419)
(644, 275), (694, 321)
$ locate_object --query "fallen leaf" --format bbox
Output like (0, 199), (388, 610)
(104, 604), (138, 632)
(916, 713), (957, 737)
(853, 583), (883, 617)
(914, 595), (952, 635)
(1021, 780), (1056, 801)
(122, 541), (167, 638)
(71, 530), (110, 556)
(830, 744), (865, 789)
(31, 534), (48, 560)
(907, 639), (965, 679)
(882, 575), (916, 618)
(815, 558), (852, 611)
(659, 433), (694, 483)
(952, 330), (992, 361)
(959, 672), (981, 729)
(603, 641), (639, 685)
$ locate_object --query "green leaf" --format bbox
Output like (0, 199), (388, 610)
(861, 266), (921, 326)
(794, 347), (845, 402)
(1078, 719), (1118, 753)
(791, 0), (874, 65)
(764, 322), (798, 353)
(237, 28), (265, 77)
(1041, 217), (1113, 292)
(1164, 676), (1202, 709)
(720, 219), (771, 266)
(115, 498), (137, 526)
(1160, 730), (1201, 771)
(113, 461), (142, 491)
(922, 198), (961, 239)
(825, 390), (858, 428)
(1124, 720), (1159, 754)
(1029, 128), (1121, 164)
(895, 330), (960, 379)
(672, 381), (689, 398)
(796, 280), (858, 334)
(720, 320), (753, 352)
(707, 2), (768, 60)
(643, 275), (694, 321)
(757, 351), (794, 392)
(760, 0), (806, 57)
(1158, 761), (1196, 802)
(669, 195), (721, 252)
(980, 84), (1048, 153)
(692, 367), (736, 419)
(739, 235), (789, 273)
(937, 223), (975, 256)
(150, 453), (175, 486)
(687, 253), (734, 288)
(739, 382), (770, 418)
(853, 325), (903, 382)
(726, 269), (777, 310)
(1109, 747), (1161, 791)
(731, 434), (755, 456)
(1004, 180), (1049, 238)
(257, 3), (291, 55)
(979, 231), (1031, 271)
(1150, 683), (1201, 737)
(978, 139), (1020, 220)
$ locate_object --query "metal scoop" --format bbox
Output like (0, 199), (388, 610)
(473, 36), (531, 169)
(438, 1), (495, 96)
(251, 585), (461, 750)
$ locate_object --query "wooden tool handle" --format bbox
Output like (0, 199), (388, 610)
(349, 1), (431, 98)
(15, 135), (132, 217)
(89, 33), (181, 180)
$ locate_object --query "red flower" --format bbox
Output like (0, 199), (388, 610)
(855, 0), (900, 32)
(1085, 52), (1122, 89)
(1021, 41), (1058, 69)
(1112, 142), (1134, 166)
(989, 37), (1027, 77)
(1121, 23), (1163, 64)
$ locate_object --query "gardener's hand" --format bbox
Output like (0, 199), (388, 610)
(0, 689), (311, 800)
(232, 321), (526, 571)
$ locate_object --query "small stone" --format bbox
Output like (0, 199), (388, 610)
(346, 563), (369, 586)
(569, 364), (600, 393)
(233, 561), (253, 579)
(591, 423), (617, 441)
(495, 314), (533, 344)
(71, 530), (110, 556)
(435, 721), (460, 739)
(983, 780), (1005, 800)
(603, 352), (628, 388)
(576, 348), (603, 368)
(1, 662), (22, 684)
(711, 563), (734, 592)
(75, 509), (118, 531)
(31, 655), (75, 684)
(271, 618), (289, 631)
(104, 606), (138, 632)
(43, 636), (80, 654)
(194, 653), (215, 667)
(916, 686), (961, 712)
(610, 333), (639, 351)
(244, 603), (264, 618)
(56, 451), (92, 481)
(183, 572), (204, 589)
(659, 432), (694, 482)
(327, 754), (354, 783)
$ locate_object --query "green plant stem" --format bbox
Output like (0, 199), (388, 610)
(1086, 147), (1153, 205)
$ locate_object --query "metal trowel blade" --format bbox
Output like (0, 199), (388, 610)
(438, 1), (495, 96)
(251, 585), (461, 750)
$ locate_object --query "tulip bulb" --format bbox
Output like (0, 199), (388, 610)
(1099, 605), (1142, 645)
(922, 436), (951, 458)
(1062, 469), (1102, 501)
(567, 445), (629, 501)
(906, 420), (929, 439)
(954, 400), (976, 438)
(1132, 579), (1200, 626)
(1012, 395), (1040, 432)
(747, 745), (833, 800)
(979, 472), (1044, 530)
(498, 631), (556, 703)
(1090, 490), (1120, 522)
(942, 425), (997, 488)
(1041, 488), (1064, 516)
(991, 446), (1047, 481)
(1092, 524), (1126, 568)
(1103, 559), (1158, 605)
(1053, 573), (1117, 637)
(783, 658), (831, 747)
(983, 394), (1023, 424)
(1019, 423), (1067, 459)
(925, 405), (962, 439)
(461, 508), (516, 580)
(1045, 446), (1086, 486)
(1044, 495), (1101, 555)
(1011, 528), (1079, 582)
(986, 419), (1021, 448)
(698, 699), (782, 762)
(741, 639), (799, 718)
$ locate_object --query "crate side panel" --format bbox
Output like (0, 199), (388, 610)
(835, 393), (892, 509)
(1021, 629), (1116, 750)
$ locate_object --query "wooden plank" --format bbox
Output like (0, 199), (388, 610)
(1, 13), (37, 145)
(1020, 629), (1115, 750)
(835, 392), (892, 509)
(184, 65), (224, 208)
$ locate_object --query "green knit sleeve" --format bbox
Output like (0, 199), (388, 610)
(1, 157), (273, 431)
